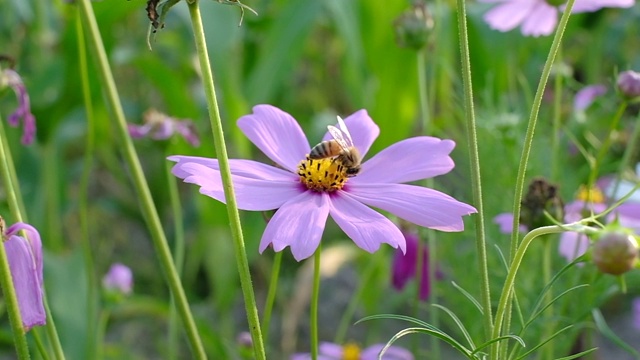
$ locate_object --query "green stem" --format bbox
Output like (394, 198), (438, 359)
(75, 10), (98, 359)
(311, 246), (321, 360)
(491, 224), (595, 351)
(76, 1), (206, 357)
(551, 48), (563, 182)
(166, 145), (186, 360)
(587, 102), (626, 192)
(454, 0), (493, 344)
(0, 118), (30, 359)
(185, 2), (265, 359)
(542, 237), (554, 359)
(262, 250), (282, 348)
(611, 107), (640, 199)
(43, 142), (62, 251)
(95, 309), (110, 359)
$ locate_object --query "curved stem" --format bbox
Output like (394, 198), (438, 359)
(76, 10), (98, 359)
(311, 246), (321, 360)
(186, 2), (265, 359)
(262, 250), (282, 348)
(76, 1), (206, 357)
(0, 118), (30, 359)
(454, 0), (493, 344)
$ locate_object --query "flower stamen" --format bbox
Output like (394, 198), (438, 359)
(297, 155), (349, 192)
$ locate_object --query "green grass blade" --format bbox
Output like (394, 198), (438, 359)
(451, 281), (484, 315)
(592, 308), (640, 358)
(432, 304), (477, 349)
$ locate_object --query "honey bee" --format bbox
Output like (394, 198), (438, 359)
(309, 116), (362, 177)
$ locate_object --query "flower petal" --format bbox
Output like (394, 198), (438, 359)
(352, 137), (455, 184)
(173, 162), (301, 211)
(570, 0), (634, 12)
(329, 193), (406, 253)
(237, 105), (311, 172)
(347, 183), (476, 232)
(574, 84), (607, 112)
(318, 342), (345, 357)
(483, 0), (536, 33)
(322, 110), (380, 158)
(392, 233), (418, 291)
(361, 344), (415, 360)
(4, 234), (46, 331)
(169, 155), (294, 180)
(521, 3), (558, 37)
(558, 231), (589, 263)
(260, 191), (330, 261)
(493, 213), (528, 234)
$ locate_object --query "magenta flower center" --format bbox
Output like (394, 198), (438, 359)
(297, 155), (349, 192)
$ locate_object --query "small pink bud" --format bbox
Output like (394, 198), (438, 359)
(617, 70), (640, 99)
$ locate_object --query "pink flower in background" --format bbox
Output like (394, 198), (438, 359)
(3, 221), (46, 331)
(291, 342), (414, 360)
(1, 68), (36, 145)
(574, 84), (607, 112)
(392, 232), (439, 300)
(102, 263), (133, 295)
(170, 105), (476, 261)
(129, 109), (200, 147)
(480, 0), (634, 37)
(633, 298), (640, 330)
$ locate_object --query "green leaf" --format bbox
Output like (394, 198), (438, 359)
(432, 303), (477, 349)
(451, 281), (484, 315)
(592, 308), (640, 359)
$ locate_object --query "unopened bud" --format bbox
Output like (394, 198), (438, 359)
(617, 70), (640, 99)
(592, 231), (638, 275)
(394, 1), (434, 50)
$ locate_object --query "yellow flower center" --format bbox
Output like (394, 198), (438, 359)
(342, 343), (361, 360)
(297, 155), (349, 192)
(576, 185), (605, 204)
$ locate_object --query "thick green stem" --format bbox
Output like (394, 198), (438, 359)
(76, 1), (206, 357)
(311, 246), (321, 360)
(0, 118), (30, 359)
(75, 10), (98, 359)
(454, 0), (493, 344)
(186, 2), (265, 359)
(500, 3), (574, 359)
(261, 250), (282, 348)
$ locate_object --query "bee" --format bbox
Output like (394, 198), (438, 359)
(309, 116), (362, 177)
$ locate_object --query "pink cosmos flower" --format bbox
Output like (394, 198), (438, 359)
(291, 342), (414, 360)
(3, 222), (46, 331)
(129, 109), (200, 147)
(102, 263), (133, 295)
(574, 84), (607, 112)
(1, 69), (36, 145)
(392, 232), (440, 300)
(169, 105), (476, 261)
(480, 0), (634, 37)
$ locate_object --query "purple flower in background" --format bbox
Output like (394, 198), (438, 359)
(574, 84), (607, 112)
(1, 69), (36, 145)
(480, 0), (634, 37)
(3, 221), (46, 331)
(392, 232), (438, 300)
(291, 342), (414, 360)
(102, 263), (133, 295)
(170, 105), (476, 261)
(617, 70), (640, 98)
(128, 109), (200, 147)
(633, 298), (640, 330)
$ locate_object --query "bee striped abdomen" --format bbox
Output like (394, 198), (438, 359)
(309, 140), (341, 159)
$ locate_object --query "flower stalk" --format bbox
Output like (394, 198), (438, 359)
(262, 250), (282, 348)
(186, 1), (266, 359)
(454, 0), (493, 344)
(76, 0), (206, 357)
(311, 246), (321, 360)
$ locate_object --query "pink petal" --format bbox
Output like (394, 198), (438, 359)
(330, 193), (406, 253)
(574, 84), (607, 111)
(347, 183), (476, 232)
(318, 342), (345, 357)
(352, 137), (455, 184)
(521, 3), (558, 37)
(175, 162), (301, 211)
(4, 234), (46, 331)
(570, 0), (634, 12)
(237, 105), (310, 172)
(260, 191), (330, 261)
(169, 156), (294, 180)
(558, 231), (589, 262)
(493, 213), (528, 234)
(483, 0), (537, 33)
(361, 344), (415, 360)
(321, 110), (380, 158)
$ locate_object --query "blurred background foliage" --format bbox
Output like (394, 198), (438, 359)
(1, 0), (640, 358)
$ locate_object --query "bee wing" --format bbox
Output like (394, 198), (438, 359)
(327, 125), (350, 151)
(335, 116), (355, 147)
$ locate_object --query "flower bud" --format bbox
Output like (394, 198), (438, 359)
(393, 1), (434, 50)
(592, 231), (638, 275)
(520, 177), (564, 229)
(617, 70), (640, 99)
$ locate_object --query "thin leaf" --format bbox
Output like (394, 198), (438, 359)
(471, 335), (525, 355)
(380, 327), (473, 359)
(528, 257), (583, 319)
(451, 281), (484, 315)
(554, 348), (598, 360)
(432, 304), (476, 349)
(357, 314), (434, 330)
(526, 284), (589, 327)
(592, 308), (640, 359)
(515, 325), (574, 360)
